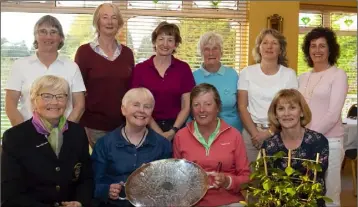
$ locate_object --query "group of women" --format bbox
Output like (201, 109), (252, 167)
(1, 2), (348, 207)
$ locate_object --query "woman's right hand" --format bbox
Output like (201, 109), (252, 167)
(108, 182), (124, 200)
(251, 131), (270, 149)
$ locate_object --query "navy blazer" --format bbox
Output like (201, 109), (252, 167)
(1, 119), (93, 207)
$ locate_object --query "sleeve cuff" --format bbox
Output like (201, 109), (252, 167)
(225, 176), (233, 190)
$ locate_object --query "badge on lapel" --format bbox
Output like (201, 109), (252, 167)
(72, 163), (82, 182)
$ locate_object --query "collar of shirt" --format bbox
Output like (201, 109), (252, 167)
(193, 118), (221, 150)
(89, 38), (122, 60)
(148, 55), (178, 70)
(199, 63), (226, 76)
(28, 53), (65, 65)
(114, 126), (157, 148)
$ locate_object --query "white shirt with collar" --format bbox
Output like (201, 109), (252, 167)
(5, 53), (86, 121)
(89, 38), (122, 61)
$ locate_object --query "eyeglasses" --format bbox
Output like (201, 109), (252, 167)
(37, 29), (59, 37)
(38, 93), (68, 102)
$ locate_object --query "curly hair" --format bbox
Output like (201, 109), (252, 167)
(301, 27), (340, 67)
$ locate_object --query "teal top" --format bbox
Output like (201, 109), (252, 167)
(192, 64), (243, 132)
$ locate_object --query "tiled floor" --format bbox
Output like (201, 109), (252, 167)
(341, 162), (357, 207)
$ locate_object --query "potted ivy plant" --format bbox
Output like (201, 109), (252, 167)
(240, 150), (333, 207)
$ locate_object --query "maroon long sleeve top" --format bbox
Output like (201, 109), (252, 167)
(75, 43), (134, 131)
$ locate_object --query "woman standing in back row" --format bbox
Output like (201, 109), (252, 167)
(5, 15), (86, 127)
(193, 32), (242, 132)
(75, 3), (135, 147)
(298, 27), (348, 207)
(237, 29), (298, 164)
(131, 21), (195, 141)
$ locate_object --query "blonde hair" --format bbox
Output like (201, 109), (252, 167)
(268, 89), (312, 131)
(122, 87), (155, 108)
(197, 31), (223, 57)
(30, 75), (69, 110)
(252, 28), (288, 67)
(93, 3), (124, 37)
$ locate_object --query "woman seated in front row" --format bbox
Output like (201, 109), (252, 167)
(91, 87), (172, 207)
(1, 75), (93, 207)
(261, 89), (329, 207)
(173, 83), (250, 207)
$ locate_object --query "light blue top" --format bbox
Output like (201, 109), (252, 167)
(192, 64), (243, 132)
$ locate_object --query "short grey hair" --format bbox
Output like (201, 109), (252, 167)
(197, 31), (223, 57)
(93, 3), (124, 37)
(122, 87), (155, 108)
(30, 75), (69, 110)
(33, 15), (65, 50)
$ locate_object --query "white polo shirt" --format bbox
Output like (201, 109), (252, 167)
(5, 54), (86, 121)
(237, 64), (298, 124)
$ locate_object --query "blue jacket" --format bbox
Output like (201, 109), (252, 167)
(91, 126), (172, 204)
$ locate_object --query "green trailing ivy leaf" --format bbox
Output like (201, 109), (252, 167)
(311, 183), (322, 192)
(321, 196), (333, 202)
(313, 163), (322, 172)
(273, 151), (286, 158)
(285, 166), (295, 176)
(249, 172), (258, 180)
(262, 179), (272, 190)
(285, 187), (295, 196)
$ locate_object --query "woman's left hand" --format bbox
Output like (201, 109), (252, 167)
(61, 201), (82, 207)
(207, 172), (230, 189)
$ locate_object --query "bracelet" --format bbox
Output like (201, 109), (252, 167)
(267, 128), (274, 136)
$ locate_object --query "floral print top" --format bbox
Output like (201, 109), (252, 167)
(262, 128), (329, 206)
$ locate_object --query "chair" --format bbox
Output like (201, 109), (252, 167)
(342, 103), (357, 196)
(347, 104), (357, 119)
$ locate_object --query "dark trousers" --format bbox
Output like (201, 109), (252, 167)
(99, 200), (133, 207)
(156, 119), (176, 132)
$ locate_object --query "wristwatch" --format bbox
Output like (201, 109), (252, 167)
(171, 126), (179, 133)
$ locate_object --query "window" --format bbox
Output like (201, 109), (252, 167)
(56, 1), (112, 8)
(1, 1), (249, 136)
(298, 13), (322, 27)
(127, 1), (182, 10)
(193, 1), (238, 10)
(298, 9), (357, 118)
